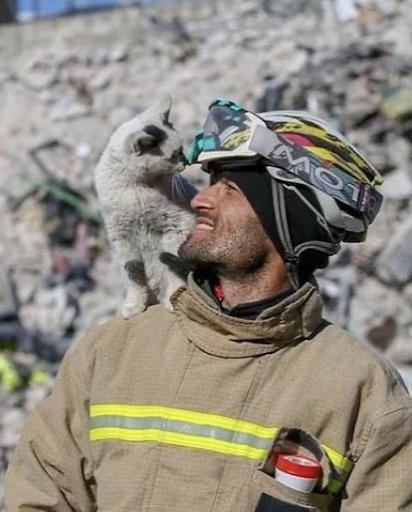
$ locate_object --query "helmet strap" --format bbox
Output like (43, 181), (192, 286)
(270, 179), (300, 289)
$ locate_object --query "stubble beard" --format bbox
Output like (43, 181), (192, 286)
(178, 221), (269, 279)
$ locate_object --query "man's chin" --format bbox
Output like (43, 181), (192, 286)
(178, 244), (203, 265)
(178, 239), (218, 268)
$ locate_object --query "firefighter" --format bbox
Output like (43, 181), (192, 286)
(5, 100), (412, 511)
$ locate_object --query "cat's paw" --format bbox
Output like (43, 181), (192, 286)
(121, 300), (147, 319)
(163, 300), (174, 312)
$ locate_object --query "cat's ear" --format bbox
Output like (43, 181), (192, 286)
(147, 94), (172, 125)
(126, 131), (157, 155)
(127, 125), (167, 155)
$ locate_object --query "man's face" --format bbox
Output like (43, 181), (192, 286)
(178, 171), (278, 276)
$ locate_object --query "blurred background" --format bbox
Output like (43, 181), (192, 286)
(1, 0), (412, 506)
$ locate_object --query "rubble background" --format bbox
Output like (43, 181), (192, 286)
(1, 0), (412, 505)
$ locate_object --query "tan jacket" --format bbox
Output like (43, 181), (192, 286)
(5, 277), (412, 512)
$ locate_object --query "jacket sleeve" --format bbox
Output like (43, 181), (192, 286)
(4, 335), (97, 512)
(341, 399), (412, 511)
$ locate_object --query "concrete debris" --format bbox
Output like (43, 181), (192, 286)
(376, 217), (412, 285)
(381, 86), (412, 122)
(1, 0), (412, 505)
(333, 0), (358, 23)
(380, 168), (412, 201)
(50, 97), (92, 121)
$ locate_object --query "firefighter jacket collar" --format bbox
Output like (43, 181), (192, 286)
(172, 274), (323, 358)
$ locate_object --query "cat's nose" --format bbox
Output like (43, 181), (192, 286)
(172, 148), (188, 166)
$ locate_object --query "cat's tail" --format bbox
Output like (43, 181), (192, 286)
(160, 252), (195, 279)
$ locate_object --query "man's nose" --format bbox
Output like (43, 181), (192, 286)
(190, 185), (215, 211)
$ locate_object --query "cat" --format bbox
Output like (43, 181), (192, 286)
(94, 94), (197, 319)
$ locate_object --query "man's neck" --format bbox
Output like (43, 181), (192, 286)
(217, 268), (291, 309)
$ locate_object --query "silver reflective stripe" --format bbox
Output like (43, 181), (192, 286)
(89, 405), (354, 494)
(90, 415), (272, 450)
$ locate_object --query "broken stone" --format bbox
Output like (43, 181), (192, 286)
(380, 168), (412, 201)
(0, 408), (26, 448)
(2, 0), (412, 504)
(50, 95), (93, 121)
(18, 68), (58, 91)
(381, 86), (412, 121)
(348, 277), (403, 349)
(397, 366), (412, 395)
(88, 68), (113, 91)
(109, 45), (129, 63)
(334, 0), (359, 23)
(376, 217), (412, 285)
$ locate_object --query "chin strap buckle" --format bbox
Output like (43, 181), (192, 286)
(285, 253), (300, 290)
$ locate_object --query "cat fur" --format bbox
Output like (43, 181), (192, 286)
(94, 94), (197, 318)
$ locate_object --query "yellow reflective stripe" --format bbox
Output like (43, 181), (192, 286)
(323, 445), (354, 475)
(328, 478), (345, 494)
(90, 427), (267, 460)
(322, 445), (354, 494)
(90, 405), (277, 439)
(90, 404), (354, 493)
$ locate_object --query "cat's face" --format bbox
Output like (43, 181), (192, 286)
(109, 95), (187, 181)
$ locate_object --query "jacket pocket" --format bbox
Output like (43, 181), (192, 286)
(251, 469), (329, 512)
(255, 493), (315, 512)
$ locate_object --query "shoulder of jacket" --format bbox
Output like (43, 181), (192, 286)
(312, 322), (410, 404)
(69, 304), (176, 358)
(311, 321), (380, 360)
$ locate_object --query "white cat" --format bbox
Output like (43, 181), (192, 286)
(94, 94), (197, 318)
